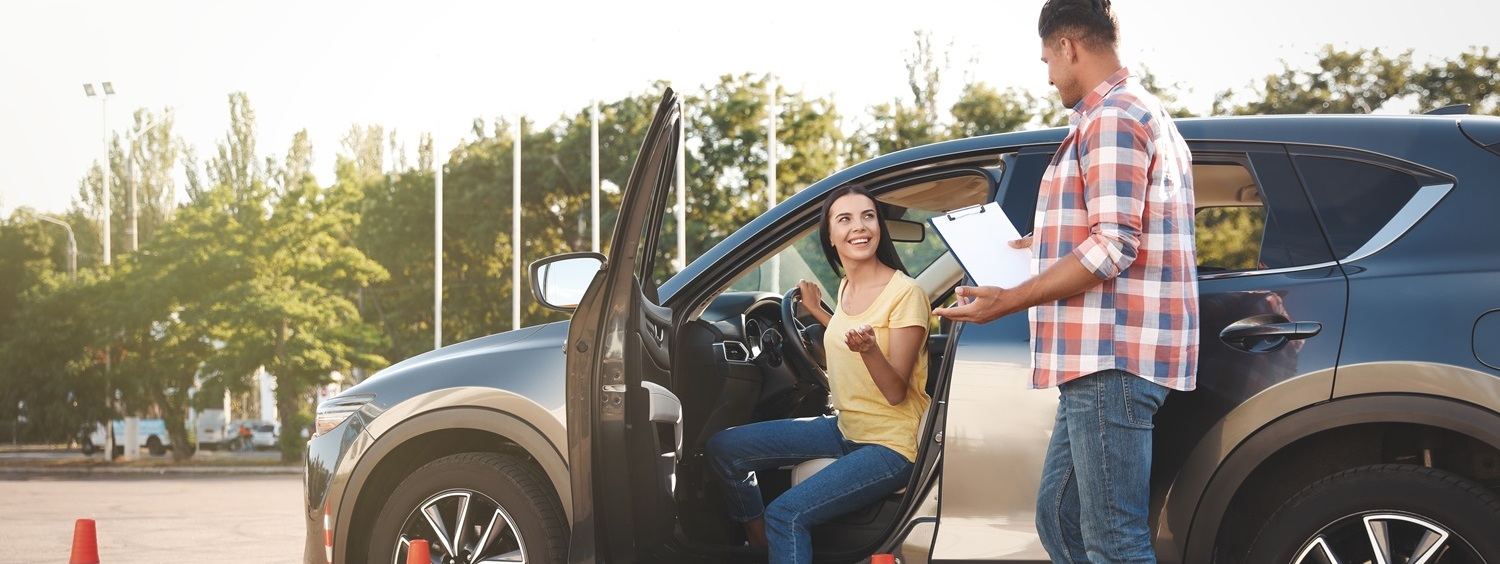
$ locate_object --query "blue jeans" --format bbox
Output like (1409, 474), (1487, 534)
(707, 415), (913, 564)
(1035, 370), (1170, 564)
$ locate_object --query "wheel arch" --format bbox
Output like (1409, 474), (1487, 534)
(1175, 391), (1500, 562)
(337, 402), (569, 563)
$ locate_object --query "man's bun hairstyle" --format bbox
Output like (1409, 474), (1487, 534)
(1037, 0), (1119, 52)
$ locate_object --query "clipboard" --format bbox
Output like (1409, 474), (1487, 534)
(929, 201), (1031, 288)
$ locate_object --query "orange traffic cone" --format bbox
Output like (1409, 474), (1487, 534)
(69, 518), (100, 564)
(406, 539), (430, 564)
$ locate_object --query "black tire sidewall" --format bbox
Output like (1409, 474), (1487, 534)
(1248, 464), (1500, 562)
(366, 452), (567, 564)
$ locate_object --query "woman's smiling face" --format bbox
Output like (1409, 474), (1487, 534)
(827, 192), (882, 264)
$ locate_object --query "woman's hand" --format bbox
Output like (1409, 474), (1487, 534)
(797, 279), (822, 308)
(845, 324), (877, 354)
(797, 279), (832, 326)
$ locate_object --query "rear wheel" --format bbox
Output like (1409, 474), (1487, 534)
(146, 436), (166, 456)
(368, 452), (568, 564)
(1247, 464), (1500, 563)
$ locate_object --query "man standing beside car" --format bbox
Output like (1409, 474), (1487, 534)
(933, 1), (1198, 562)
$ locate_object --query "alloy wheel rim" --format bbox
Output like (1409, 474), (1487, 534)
(1292, 512), (1484, 564)
(394, 489), (528, 564)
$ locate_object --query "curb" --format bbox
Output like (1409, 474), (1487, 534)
(0, 464), (301, 475)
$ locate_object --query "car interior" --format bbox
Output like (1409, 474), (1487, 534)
(623, 150), (1266, 560)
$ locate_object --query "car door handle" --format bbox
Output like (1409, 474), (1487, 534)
(1220, 318), (1322, 353)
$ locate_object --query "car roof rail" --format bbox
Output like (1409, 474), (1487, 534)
(1424, 104), (1470, 115)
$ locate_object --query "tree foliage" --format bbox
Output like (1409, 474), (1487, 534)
(1213, 46), (1414, 115)
(1410, 46), (1500, 116)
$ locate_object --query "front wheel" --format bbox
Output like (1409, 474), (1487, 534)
(367, 452), (568, 564)
(1247, 464), (1500, 563)
(146, 436), (166, 456)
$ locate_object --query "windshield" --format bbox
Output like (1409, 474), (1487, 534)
(728, 203), (955, 296)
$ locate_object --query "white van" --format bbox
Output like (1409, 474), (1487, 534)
(193, 408), (232, 450)
(80, 419), (171, 456)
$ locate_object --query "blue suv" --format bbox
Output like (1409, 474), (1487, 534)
(303, 91), (1500, 563)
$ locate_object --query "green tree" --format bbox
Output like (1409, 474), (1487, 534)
(856, 31), (949, 156)
(1410, 46), (1500, 115)
(1137, 65), (1198, 118)
(1213, 45), (1413, 115)
(684, 75), (846, 261)
(166, 94), (390, 460)
(0, 273), (108, 445)
(124, 107), (182, 247)
(949, 83), (1056, 138)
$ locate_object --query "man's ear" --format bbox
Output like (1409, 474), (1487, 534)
(1058, 37), (1077, 62)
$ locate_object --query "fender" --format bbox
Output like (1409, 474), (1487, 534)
(1164, 363), (1500, 563)
(331, 389), (571, 563)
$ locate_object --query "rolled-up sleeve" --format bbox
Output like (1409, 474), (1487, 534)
(1072, 106), (1148, 280)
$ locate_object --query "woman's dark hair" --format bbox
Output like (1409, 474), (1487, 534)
(1037, 0), (1118, 53)
(818, 184), (908, 277)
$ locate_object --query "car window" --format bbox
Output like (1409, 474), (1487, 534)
(1192, 153), (1335, 273)
(1293, 155), (1422, 259)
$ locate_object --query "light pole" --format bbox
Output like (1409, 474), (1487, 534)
(126, 108), (175, 252)
(30, 213), (77, 281)
(83, 82), (115, 266)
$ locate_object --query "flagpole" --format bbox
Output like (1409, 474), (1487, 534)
(513, 116), (523, 330)
(591, 99), (601, 253)
(767, 75), (780, 291)
(434, 113), (443, 350)
(675, 102), (686, 272)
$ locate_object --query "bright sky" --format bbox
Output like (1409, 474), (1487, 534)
(2, 0), (1495, 217)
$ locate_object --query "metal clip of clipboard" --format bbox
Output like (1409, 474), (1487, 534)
(944, 203), (988, 221)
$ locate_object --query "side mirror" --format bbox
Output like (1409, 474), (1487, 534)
(529, 252), (606, 312)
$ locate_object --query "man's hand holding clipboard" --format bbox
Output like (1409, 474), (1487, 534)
(932, 235), (1035, 324)
(930, 202), (1107, 324)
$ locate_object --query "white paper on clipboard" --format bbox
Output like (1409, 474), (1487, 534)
(929, 201), (1032, 288)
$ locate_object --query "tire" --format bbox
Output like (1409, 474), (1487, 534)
(366, 452), (568, 564)
(1247, 464), (1500, 563)
(146, 436), (166, 456)
(80, 438), (96, 455)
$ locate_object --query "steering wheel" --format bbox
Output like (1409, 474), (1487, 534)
(781, 287), (832, 391)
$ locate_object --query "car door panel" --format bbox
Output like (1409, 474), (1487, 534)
(565, 90), (682, 563)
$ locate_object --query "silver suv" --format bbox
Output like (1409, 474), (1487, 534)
(303, 91), (1500, 563)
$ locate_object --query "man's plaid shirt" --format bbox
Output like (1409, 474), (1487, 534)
(1029, 68), (1199, 391)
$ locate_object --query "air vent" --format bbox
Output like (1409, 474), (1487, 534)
(720, 341), (751, 363)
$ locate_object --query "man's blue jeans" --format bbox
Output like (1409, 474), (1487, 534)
(707, 415), (913, 564)
(1035, 369), (1171, 564)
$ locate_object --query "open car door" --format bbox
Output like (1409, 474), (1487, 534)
(563, 89), (682, 563)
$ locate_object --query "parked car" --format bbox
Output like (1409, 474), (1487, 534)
(303, 91), (1500, 563)
(80, 418), (170, 456)
(250, 422), (279, 450)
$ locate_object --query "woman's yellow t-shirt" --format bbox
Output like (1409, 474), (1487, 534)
(824, 271), (931, 461)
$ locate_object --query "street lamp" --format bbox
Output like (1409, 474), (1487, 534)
(30, 213), (77, 281)
(84, 82), (115, 266)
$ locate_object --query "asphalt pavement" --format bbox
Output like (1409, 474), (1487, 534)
(0, 443), (307, 563)
(0, 472), (305, 563)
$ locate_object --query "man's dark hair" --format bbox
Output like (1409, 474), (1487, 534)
(1037, 0), (1119, 52)
(818, 184), (908, 278)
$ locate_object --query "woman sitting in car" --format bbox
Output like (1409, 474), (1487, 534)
(707, 183), (931, 564)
